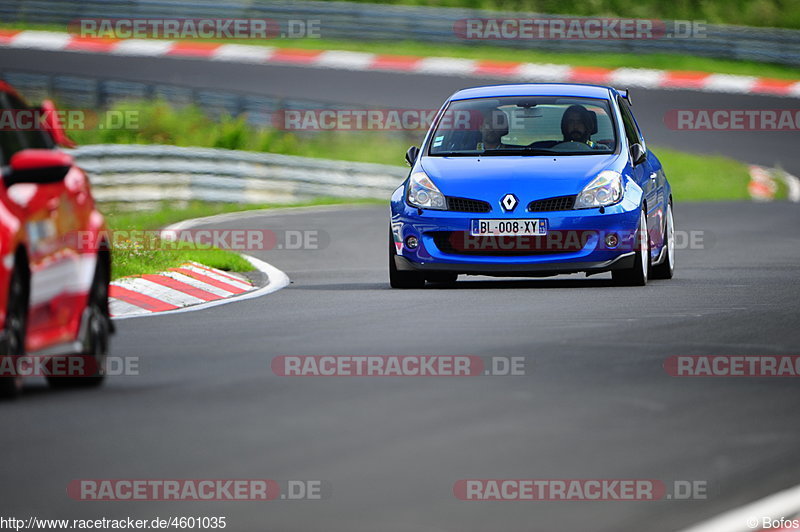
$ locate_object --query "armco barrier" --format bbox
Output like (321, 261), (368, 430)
(70, 144), (407, 204)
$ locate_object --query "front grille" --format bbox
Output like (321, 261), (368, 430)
(527, 195), (576, 212)
(446, 196), (492, 213)
(431, 231), (581, 256)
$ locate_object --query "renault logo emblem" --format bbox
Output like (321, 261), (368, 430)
(501, 194), (518, 212)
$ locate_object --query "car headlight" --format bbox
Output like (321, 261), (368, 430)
(407, 171), (446, 210)
(575, 170), (623, 209)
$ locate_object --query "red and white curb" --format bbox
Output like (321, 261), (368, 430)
(678, 483), (800, 532)
(748, 166), (800, 202)
(109, 257), (290, 320)
(2, 29), (800, 98)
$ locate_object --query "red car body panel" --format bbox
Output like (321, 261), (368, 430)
(0, 84), (108, 356)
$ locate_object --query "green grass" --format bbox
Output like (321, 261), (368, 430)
(106, 201), (254, 279)
(3, 22), (800, 80)
(110, 243), (254, 281)
(105, 198), (382, 279)
(70, 101), (415, 167)
(654, 147), (753, 202)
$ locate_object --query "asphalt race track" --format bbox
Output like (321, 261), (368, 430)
(2, 201), (799, 531)
(2, 47), (800, 531)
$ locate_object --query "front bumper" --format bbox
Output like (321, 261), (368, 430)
(393, 252), (636, 276)
(391, 192), (642, 277)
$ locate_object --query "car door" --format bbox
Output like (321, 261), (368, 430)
(0, 93), (80, 351)
(618, 97), (661, 258)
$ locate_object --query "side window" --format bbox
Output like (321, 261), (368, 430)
(0, 95), (25, 166)
(618, 97), (645, 150)
(5, 94), (52, 151)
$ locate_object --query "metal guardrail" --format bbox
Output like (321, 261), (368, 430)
(3, 0), (800, 66)
(70, 144), (406, 204)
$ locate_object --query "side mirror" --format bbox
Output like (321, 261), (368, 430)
(405, 146), (420, 166)
(4, 149), (73, 187)
(630, 143), (647, 166)
(40, 100), (76, 148)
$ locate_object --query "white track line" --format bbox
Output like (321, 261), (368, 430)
(609, 68), (667, 88)
(315, 50), (376, 70)
(416, 57), (477, 76)
(516, 63), (572, 82)
(703, 74), (759, 94)
(778, 170), (800, 202)
(177, 263), (253, 290)
(11, 30), (72, 50)
(113, 277), (206, 307)
(158, 271), (236, 297)
(211, 44), (275, 62)
(111, 39), (173, 56)
(109, 297), (151, 317)
(678, 483), (800, 532)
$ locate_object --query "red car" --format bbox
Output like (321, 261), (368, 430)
(0, 82), (112, 398)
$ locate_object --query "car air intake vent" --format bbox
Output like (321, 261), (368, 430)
(447, 196), (492, 213)
(430, 231), (572, 256)
(527, 195), (576, 212)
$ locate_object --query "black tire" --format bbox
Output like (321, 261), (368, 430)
(612, 207), (650, 287)
(48, 258), (110, 388)
(0, 264), (28, 399)
(426, 272), (458, 285)
(650, 201), (675, 280)
(389, 230), (425, 289)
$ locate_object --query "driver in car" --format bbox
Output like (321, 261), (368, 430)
(561, 104), (603, 148)
(477, 107), (509, 151)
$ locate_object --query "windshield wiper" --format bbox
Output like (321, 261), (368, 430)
(430, 148), (554, 157)
(478, 147), (560, 156)
(430, 147), (611, 157)
(428, 151), (480, 157)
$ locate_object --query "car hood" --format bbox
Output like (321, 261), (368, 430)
(420, 154), (623, 201)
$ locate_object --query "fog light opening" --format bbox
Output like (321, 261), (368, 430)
(605, 233), (619, 249)
(405, 235), (419, 249)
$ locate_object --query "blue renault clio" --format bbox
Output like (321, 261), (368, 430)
(389, 83), (674, 288)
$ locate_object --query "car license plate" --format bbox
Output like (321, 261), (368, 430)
(470, 219), (547, 236)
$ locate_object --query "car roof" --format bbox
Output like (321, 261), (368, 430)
(450, 83), (616, 101)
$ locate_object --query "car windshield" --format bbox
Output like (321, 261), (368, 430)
(428, 96), (617, 157)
